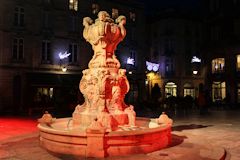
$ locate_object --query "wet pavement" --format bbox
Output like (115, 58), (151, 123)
(0, 108), (240, 159)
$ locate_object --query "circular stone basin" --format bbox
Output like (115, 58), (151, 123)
(38, 117), (172, 158)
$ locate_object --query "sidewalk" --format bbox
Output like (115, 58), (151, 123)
(0, 109), (240, 159)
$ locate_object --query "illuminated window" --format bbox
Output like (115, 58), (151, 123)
(165, 82), (177, 98)
(14, 6), (24, 26)
(130, 12), (136, 22)
(183, 83), (195, 97)
(34, 88), (54, 103)
(68, 43), (78, 63)
(41, 40), (51, 63)
(237, 55), (240, 71)
(212, 58), (225, 73)
(212, 81), (226, 102)
(112, 8), (118, 19)
(12, 38), (24, 60)
(237, 83), (240, 103)
(69, 0), (78, 11)
(92, 3), (99, 14)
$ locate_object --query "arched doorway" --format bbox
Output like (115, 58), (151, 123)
(165, 82), (177, 98)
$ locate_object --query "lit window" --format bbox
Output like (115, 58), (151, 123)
(69, 0), (78, 11)
(14, 6), (24, 26)
(165, 82), (177, 98)
(237, 55), (240, 71)
(68, 43), (78, 63)
(183, 83), (195, 97)
(12, 38), (24, 60)
(112, 8), (118, 19)
(130, 12), (136, 22)
(34, 88), (54, 103)
(42, 40), (51, 63)
(92, 3), (99, 14)
(237, 83), (240, 103)
(212, 81), (226, 102)
(212, 58), (225, 73)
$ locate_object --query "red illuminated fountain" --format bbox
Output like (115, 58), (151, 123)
(38, 11), (173, 158)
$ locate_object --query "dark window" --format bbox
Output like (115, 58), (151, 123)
(14, 6), (24, 26)
(12, 38), (24, 60)
(69, 43), (78, 63)
(42, 40), (51, 62)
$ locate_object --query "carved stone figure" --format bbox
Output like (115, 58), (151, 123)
(73, 11), (134, 131)
(124, 105), (136, 126)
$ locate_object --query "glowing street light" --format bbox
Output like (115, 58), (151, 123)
(62, 67), (67, 72)
(193, 70), (198, 75)
(59, 51), (71, 59)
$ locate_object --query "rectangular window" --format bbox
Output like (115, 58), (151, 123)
(237, 83), (240, 103)
(14, 6), (24, 26)
(12, 38), (24, 60)
(92, 3), (99, 14)
(69, 16), (77, 32)
(68, 43), (78, 63)
(130, 12), (136, 22)
(165, 58), (174, 75)
(69, 0), (78, 11)
(184, 88), (195, 97)
(212, 81), (226, 102)
(42, 40), (51, 63)
(211, 25), (220, 40)
(112, 8), (118, 19)
(237, 55), (240, 71)
(212, 58), (225, 73)
(164, 38), (174, 55)
(43, 11), (49, 28)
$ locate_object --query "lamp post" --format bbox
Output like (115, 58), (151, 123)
(58, 51), (71, 72)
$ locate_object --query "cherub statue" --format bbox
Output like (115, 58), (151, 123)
(116, 15), (126, 38)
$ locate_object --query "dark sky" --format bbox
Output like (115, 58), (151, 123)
(143, 0), (202, 15)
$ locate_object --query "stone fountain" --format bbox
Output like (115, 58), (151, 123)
(38, 11), (172, 158)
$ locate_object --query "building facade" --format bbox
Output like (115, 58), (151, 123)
(0, 0), (146, 114)
(203, 0), (240, 106)
(146, 7), (205, 101)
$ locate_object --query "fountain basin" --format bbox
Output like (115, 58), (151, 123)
(38, 117), (172, 158)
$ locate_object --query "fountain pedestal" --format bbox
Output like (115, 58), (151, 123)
(72, 11), (134, 131)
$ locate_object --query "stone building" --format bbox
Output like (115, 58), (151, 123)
(0, 0), (146, 114)
(146, 4), (205, 101)
(203, 0), (240, 106)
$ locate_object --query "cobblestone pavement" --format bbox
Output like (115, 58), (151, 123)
(0, 109), (239, 160)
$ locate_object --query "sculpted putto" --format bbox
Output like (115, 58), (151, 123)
(82, 11), (126, 68)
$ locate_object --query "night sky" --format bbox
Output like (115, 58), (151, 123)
(143, 0), (203, 15)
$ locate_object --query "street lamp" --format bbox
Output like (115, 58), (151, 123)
(58, 51), (71, 72)
(193, 70), (198, 75)
(62, 67), (67, 72)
